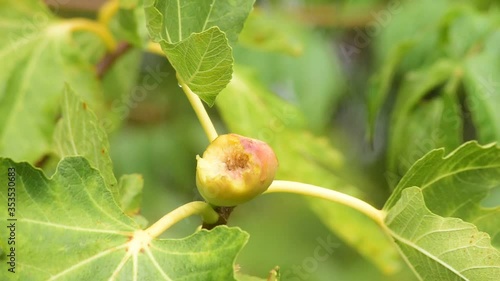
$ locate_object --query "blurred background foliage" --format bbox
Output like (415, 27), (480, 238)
(38, 0), (500, 280)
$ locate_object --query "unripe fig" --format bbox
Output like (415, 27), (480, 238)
(196, 134), (278, 206)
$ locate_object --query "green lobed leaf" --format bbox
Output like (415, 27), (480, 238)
(385, 141), (500, 248)
(160, 27), (233, 106)
(0, 157), (248, 280)
(216, 66), (402, 274)
(144, 0), (254, 44)
(0, 0), (105, 163)
(385, 187), (500, 280)
(144, 0), (254, 106)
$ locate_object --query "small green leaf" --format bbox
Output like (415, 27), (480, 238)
(385, 141), (500, 248)
(117, 173), (147, 227)
(53, 85), (118, 196)
(144, 0), (254, 105)
(160, 27), (233, 106)
(385, 187), (500, 280)
(144, 0), (254, 44)
(118, 174), (144, 216)
(0, 157), (249, 280)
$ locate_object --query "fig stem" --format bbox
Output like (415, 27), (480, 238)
(146, 42), (164, 56)
(264, 180), (385, 226)
(145, 201), (219, 238)
(179, 77), (219, 142)
(202, 206), (235, 230)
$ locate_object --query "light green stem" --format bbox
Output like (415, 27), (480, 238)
(178, 77), (219, 142)
(60, 18), (117, 51)
(145, 201), (219, 238)
(144, 43), (218, 143)
(265, 180), (385, 226)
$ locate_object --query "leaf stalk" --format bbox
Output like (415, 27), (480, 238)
(265, 180), (385, 227)
(144, 43), (219, 143)
(146, 41), (164, 56)
(178, 77), (219, 142)
(145, 201), (219, 238)
(62, 18), (117, 51)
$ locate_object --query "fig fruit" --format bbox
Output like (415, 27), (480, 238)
(196, 134), (278, 206)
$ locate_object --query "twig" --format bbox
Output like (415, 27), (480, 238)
(96, 41), (133, 79)
(202, 206), (235, 230)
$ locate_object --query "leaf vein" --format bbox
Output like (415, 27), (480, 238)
(21, 218), (132, 235)
(48, 243), (128, 280)
(145, 247), (173, 281)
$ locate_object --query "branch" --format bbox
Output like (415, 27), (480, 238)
(96, 41), (133, 79)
